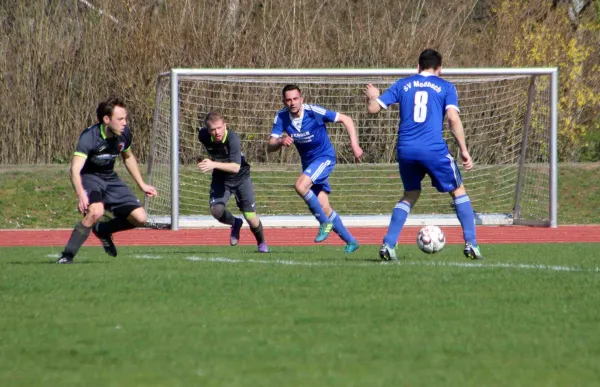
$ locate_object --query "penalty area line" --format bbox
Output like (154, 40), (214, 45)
(183, 256), (600, 273)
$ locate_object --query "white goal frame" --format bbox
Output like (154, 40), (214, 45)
(150, 68), (558, 230)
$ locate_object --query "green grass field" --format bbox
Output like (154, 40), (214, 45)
(1, 244), (600, 386)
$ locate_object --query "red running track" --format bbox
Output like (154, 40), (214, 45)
(0, 226), (599, 247)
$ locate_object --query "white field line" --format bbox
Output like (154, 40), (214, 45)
(133, 255), (163, 260)
(183, 256), (600, 273)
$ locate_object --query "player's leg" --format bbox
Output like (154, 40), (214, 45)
(379, 160), (424, 261)
(93, 176), (143, 257)
(450, 185), (482, 259)
(295, 174), (328, 223)
(428, 154), (482, 259)
(234, 177), (268, 253)
(208, 181), (242, 245)
(316, 188), (359, 253)
(295, 158), (335, 242)
(58, 175), (106, 263)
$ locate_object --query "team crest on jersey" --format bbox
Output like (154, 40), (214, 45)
(118, 142), (125, 152)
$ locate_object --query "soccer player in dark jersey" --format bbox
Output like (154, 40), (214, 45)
(57, 97), (157, 264)
(267, 85), (363, 253)
(365, 49), (483, 261)
(197, 112), (269, 253)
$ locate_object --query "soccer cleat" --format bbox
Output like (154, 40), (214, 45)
(257, 242), (270, 253)
(314, 222), (334, 243)
(57, 255), (73, 264)
(378, 243), (397, 261)
(230, 217), (243, 246)
(344, 241), (360, 254)
(92, 224), (117, 257)
(464, 243), (484, 260)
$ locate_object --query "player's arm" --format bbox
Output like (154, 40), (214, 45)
(267, 114), (293, 152)
(69, 155), (89, 214)
(336, 113), (363, 162)
(121, 149), (158, 197)
(198, 159), (241, 174)
(447, 108), (473, 171)
(365, 84), (382, 114)
(267, 136), (293, 153)
(198, 134), (241, 174)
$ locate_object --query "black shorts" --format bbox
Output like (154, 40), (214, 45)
(210, 177), (256, 213)
(82, 173), (142, 217)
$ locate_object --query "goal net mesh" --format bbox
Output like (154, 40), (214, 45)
(147, 73), (552, 227)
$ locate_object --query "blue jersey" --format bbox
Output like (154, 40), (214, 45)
(270, 104), (339, 165)
(378, 72), (459, 160)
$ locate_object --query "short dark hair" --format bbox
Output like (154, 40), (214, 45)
(418, 49), (442, 71)
(282, 84), (301, 98)
(96, 97), (126, 123)
(204, 111), (225, 126)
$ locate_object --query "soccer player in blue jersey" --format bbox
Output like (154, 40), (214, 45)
(267, 84), (363, 253)
(364, 49), (483, 261)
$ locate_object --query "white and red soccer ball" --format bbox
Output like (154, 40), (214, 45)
(417, 225), (446, 254)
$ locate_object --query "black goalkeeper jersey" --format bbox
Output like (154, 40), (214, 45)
(74, 123), (132, 176)
(198, 128), (250, 186)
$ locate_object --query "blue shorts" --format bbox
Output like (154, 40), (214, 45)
(303, 157), (336, 194)
(398, 154), (463, 193)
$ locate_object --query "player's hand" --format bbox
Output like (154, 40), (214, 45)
(282, 136), (294, 147)
(461, 150), (473, 171)
(77, 192), (89, 214)
(352, 144), (363, 162)
(141, 183), (158, 197)
(364, 84), (380, 100)
(198, 159), (215, 173)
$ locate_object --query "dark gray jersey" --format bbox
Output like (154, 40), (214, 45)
(75, 123), (132, 176)
(198, 128), (250, 185)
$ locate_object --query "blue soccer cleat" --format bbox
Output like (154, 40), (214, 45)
(344, 241), (360, 254)
(314, 222), (334, 243)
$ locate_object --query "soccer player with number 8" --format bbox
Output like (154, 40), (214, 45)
(365, 49), (484, 261)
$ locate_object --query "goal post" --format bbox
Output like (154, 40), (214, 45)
(146, 68), (558, 230)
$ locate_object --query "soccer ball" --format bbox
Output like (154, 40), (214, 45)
(417, 225), (446, 254)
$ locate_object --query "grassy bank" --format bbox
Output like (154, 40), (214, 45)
(1, 163), (598, 228)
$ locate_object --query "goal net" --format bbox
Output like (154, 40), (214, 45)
(146, 69), (558, 230)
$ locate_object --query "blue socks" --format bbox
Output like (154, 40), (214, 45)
(454, 194), (477, 245)
(381, 195), (477, 247)
(383, 201), (411, 247)
(302, 190), (328, 224)
(329, 211), (355, 243)
(302, 190), (356, 244)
